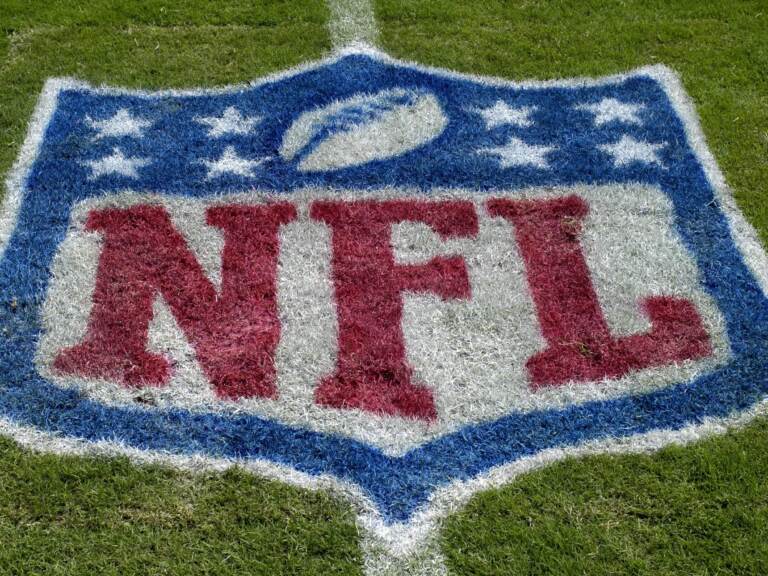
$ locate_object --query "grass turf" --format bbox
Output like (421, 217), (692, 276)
(375, 1), (768, 573)
(1, 0), (767, 574)
(0, 438), (361, 575)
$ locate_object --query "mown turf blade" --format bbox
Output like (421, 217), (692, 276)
(0, 437), (363, 575)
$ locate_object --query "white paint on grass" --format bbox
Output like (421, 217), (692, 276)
(81, 147), (151, 180)
(85, 108), (152, 139)
(36, 185), (730, 456)
(479, 136), (555, 168)
(280, 87), (446, 172)
(326, 0), (379, 50)
(199, 146), (271, 179)
(360, 528), (448, 576)
(576, 97), (645, 126)
(599, 134), (667, 167)
(470, 101), (537, 129)
(194, 106), (263, 138)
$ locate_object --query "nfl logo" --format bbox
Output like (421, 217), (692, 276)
(2, 48), (768, 560)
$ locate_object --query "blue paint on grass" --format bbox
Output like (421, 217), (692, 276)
(2, 54), (768, 523)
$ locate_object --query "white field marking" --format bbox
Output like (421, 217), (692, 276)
(194, 106), (262, 138)
(3, 47), (768, 566)
(199, 146), (271, 179)
(598, 135), (666, 167)
(85, 108), (152, 139)
(470, 101), (537, 129)
(37, 185), (730, 456)
(479, 136), (555, 168)
(360, 527), (448, 576)
(326, 0), (379, 50)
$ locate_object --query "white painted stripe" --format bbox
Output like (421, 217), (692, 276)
(326, 0), (379, 50)
(0, 78), (63, 263)
(643, 65), (768, 297)
(361, 527), (448, 576)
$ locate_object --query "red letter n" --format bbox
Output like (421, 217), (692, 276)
(53, 203), (296, 400)
(311, 199), (478, 420)
(487, 195), (711, 388)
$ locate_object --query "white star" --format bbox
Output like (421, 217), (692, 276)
(201, 146), (270, 179)
(599, 135), (666, 167)
(195, 106), (263, 138)
(577, 98), (645, 126)
(471, 101), (536, 129)
(85, 109), (152, 139)
(479, 137), (554, 169)
(82, 147), (151, 179)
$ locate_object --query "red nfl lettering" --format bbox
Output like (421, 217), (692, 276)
(54, 196), (713, 419)
(487, 195), (712, 387)
(53, 203), (296, 399)
(310, 200), (478, 420)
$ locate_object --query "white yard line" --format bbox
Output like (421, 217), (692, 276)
(324, 4), (444, 570)
(360, 527), (449, 576)
(326, 0), (379, 49)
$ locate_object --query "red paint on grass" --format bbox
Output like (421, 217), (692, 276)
(54, 196), (712, 418)
(487, 195), (712, 388)
(53, 203), (296, 399)
(311, 199), (478, 420)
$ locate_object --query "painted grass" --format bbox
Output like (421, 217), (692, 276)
(375, 1), (768, 573)
(375, 0), (768, 244)
(0, 1), (332, 178)
(0, 3), (366, 574)
(0, 0), (767, 574)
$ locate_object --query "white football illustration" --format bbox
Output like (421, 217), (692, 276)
(279, 87), (447, 172)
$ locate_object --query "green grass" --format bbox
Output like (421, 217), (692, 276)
(0, 438), (361, 575)
(443, 420), (768, 575)
(1, 0), (768, 574)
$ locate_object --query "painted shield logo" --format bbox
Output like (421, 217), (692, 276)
(2, 48), (768, 561)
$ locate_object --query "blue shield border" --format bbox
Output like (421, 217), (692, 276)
(2, 49), (768, 534)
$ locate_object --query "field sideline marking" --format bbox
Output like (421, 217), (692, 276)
(326, 0), (379, 49)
